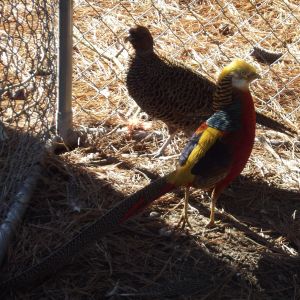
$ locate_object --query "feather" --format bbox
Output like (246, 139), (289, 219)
(167, 127), (224, 186)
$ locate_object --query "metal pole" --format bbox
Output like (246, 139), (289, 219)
(0, 144), (44, 266)
(56, 0), (74, 145)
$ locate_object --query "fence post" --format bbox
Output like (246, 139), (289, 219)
(56, 0), (76, 146)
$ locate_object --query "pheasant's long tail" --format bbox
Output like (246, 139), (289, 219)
(0, 175), (175, 292)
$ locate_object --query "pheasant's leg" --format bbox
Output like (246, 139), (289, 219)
(177, 187), (193, 229)
(153, 132), (175, 158)
(206, 188), (219, 227)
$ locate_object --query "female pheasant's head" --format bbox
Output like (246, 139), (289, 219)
(218, 59), (261, 91)
(125, 25), (154, 54)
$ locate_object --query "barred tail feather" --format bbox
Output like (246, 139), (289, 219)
(256, 112), (296, 136)
(0, 176), (175, 293)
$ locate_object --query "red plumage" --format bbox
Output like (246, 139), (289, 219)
(214, 89), (256, 195)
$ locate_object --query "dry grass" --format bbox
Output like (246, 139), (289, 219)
(1, 0), (300, 299)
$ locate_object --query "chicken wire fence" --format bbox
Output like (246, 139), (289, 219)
(0, 0), (299, 263)
(72, 0), (300, 134)
(0, 0), (57, 252)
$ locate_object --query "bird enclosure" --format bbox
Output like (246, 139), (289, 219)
(0, 0), (299, 299)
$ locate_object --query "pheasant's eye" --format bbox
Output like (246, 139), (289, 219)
(240, 70), (246, 77)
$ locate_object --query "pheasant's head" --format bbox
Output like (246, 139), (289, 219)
(125, 25), (154, 54)
(218, 59), (261, 91)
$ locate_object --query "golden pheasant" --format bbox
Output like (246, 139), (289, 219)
(0, 59), (257, 292)
(125, 25), (292, 156)
(171, 58), (258, 227)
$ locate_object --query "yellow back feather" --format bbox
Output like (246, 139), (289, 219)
(167, 127), (223, 186)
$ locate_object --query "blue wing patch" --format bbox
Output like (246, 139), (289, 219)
(179, 101), (241, 167)
(207, 101), (241, 132)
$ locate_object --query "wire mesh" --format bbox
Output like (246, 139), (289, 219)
(0, 1), (57, 219)
(72, 0), (299, 131)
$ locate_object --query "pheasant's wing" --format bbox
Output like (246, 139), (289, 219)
(162, 57), (216, 114)
(190, 136), (233, 188)
(168, 124), (229, 186)
(179, 125), (224, 168)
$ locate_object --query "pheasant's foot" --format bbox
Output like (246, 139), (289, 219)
(175, 187), (194, 230)
(205, 219), (221, 228)
(176, 213), (193, 230)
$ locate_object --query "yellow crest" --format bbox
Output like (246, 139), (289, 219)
(218, 59), (258, 82)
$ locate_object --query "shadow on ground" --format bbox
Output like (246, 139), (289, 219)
(1, 150), (299, 300)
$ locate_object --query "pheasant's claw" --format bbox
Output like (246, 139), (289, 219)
(205, 219), (221, 228)
(176, 213), (193, 230)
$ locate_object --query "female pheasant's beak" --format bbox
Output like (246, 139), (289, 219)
(125, 27), (137, 43)
(125, 26), (154, 53)
(124, 35), (132, 43)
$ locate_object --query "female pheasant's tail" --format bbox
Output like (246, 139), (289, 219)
(0, 175), (176, 293)
(256, 111), (296, 137)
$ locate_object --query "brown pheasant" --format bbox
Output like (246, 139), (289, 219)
(125, 25), (294, 156)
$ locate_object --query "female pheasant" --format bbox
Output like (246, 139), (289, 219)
(126, 25), (215, 156)
(0, 59), (258, 292)
(125, 25), (292, 156)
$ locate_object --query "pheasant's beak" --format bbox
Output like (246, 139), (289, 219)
(124, 35), (131, 43)
(252, 72), (261, 80)
(246, 72), (260, 82)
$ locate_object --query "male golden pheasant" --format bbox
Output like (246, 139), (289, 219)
(0, 59), (257, 292)
(125, 25), (292, 156)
